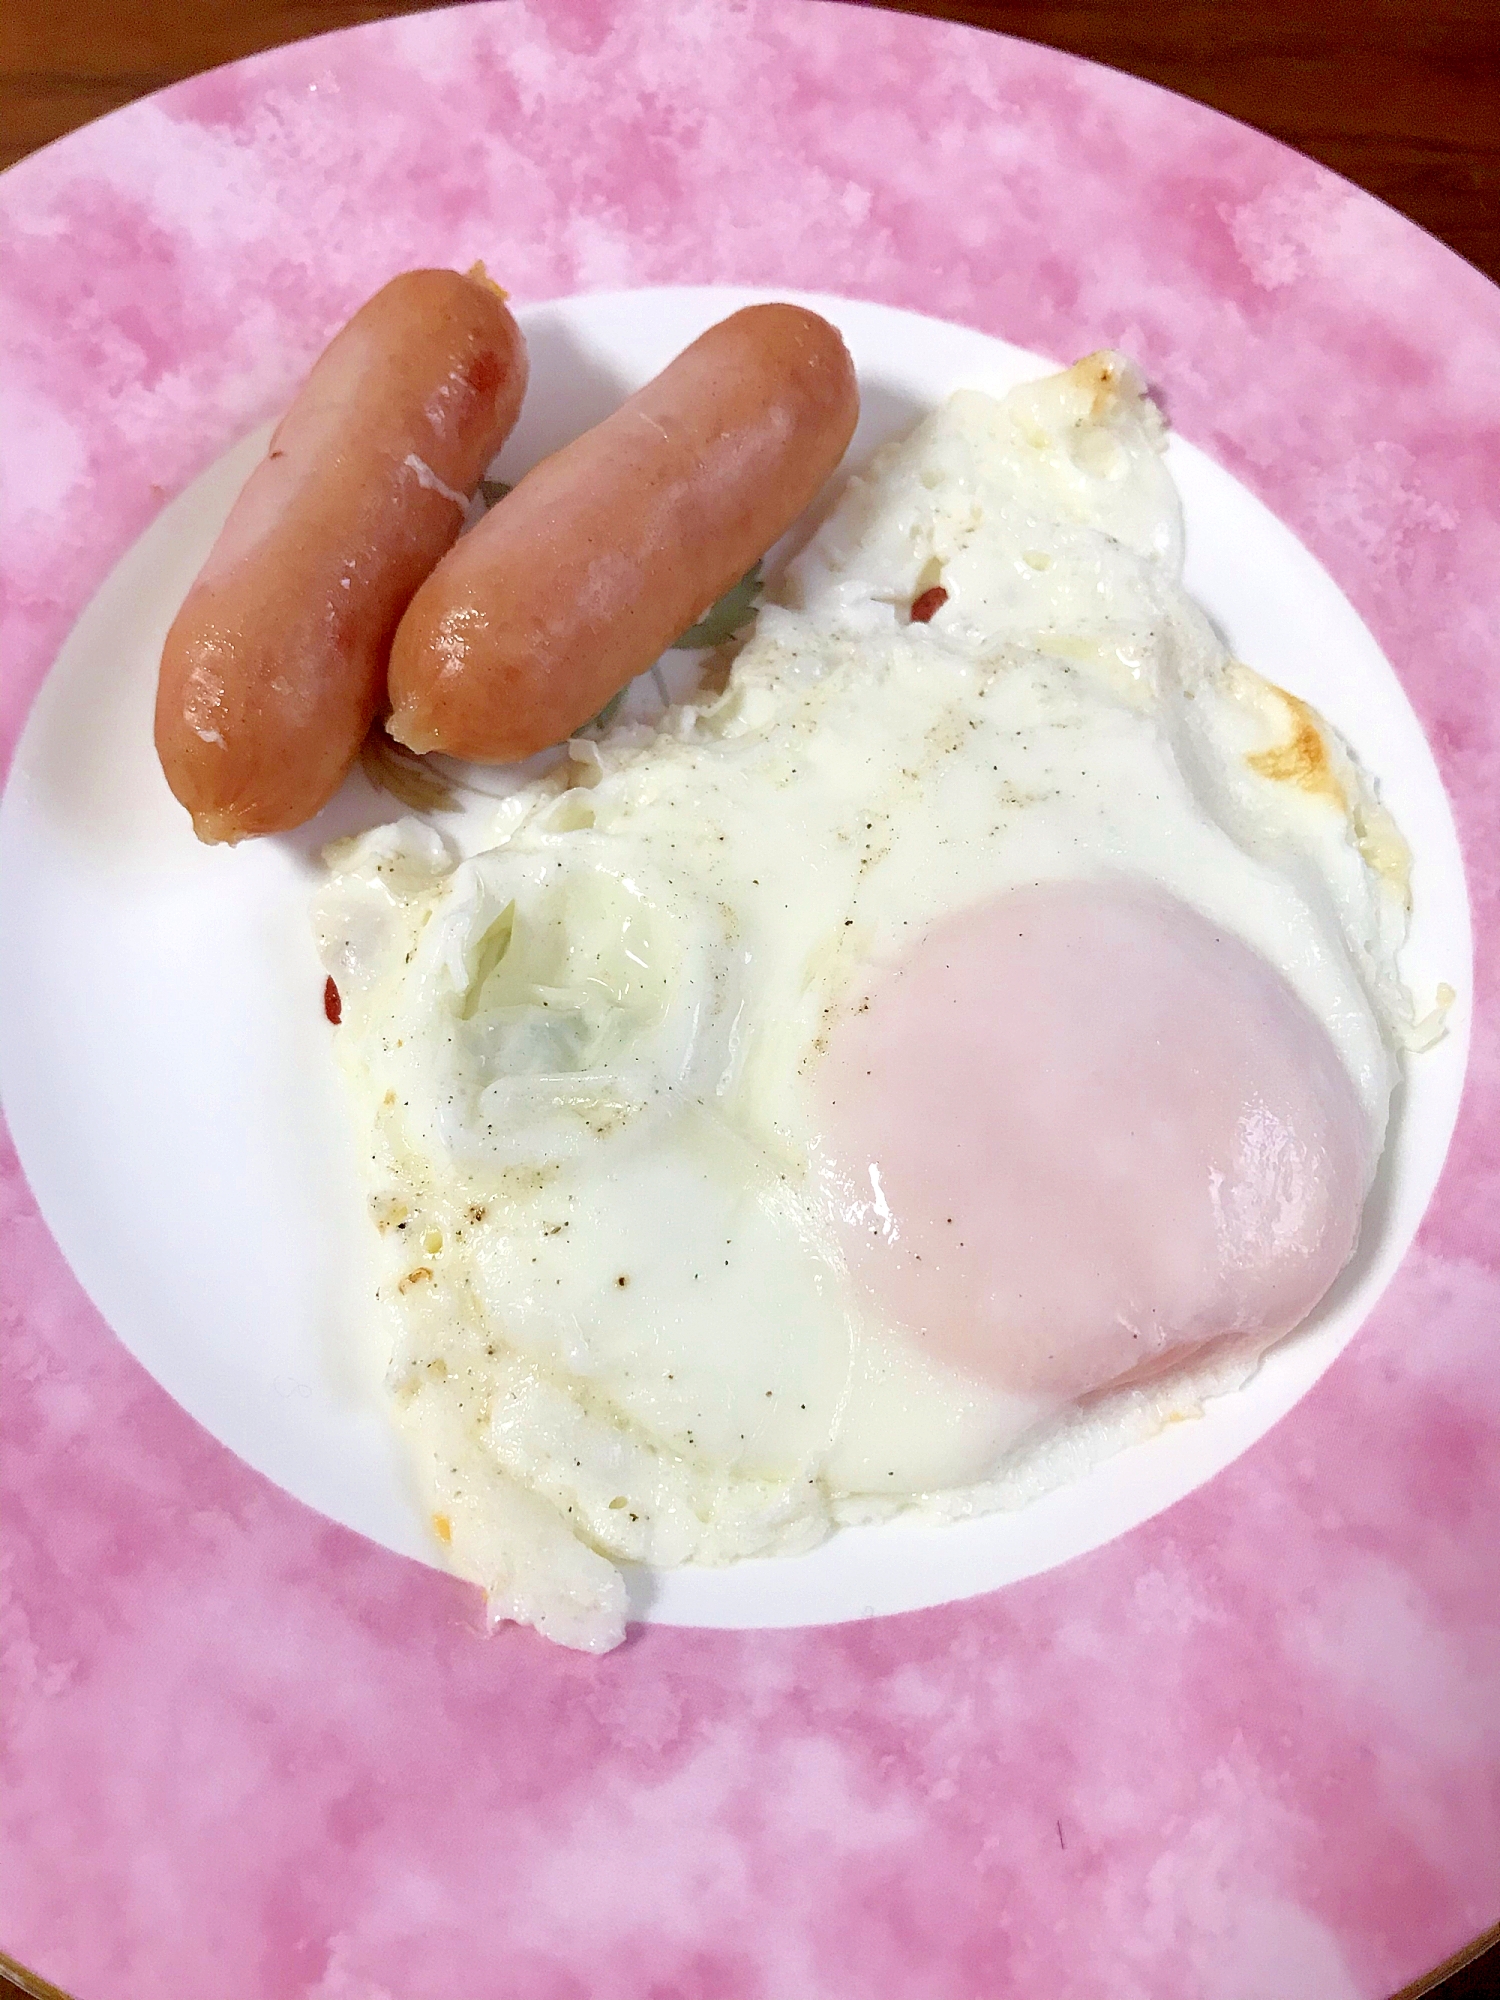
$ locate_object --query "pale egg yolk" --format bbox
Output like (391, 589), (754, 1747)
(814, 880), (1371, 1399)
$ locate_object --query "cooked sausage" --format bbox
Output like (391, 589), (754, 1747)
(385, 303), (859, 761)
(155, 267), (528, 842)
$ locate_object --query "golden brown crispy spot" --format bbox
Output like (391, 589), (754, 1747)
(1068, 350), (1122, 421)
(465, 259), (509, 301)
(1247, 687), (1347, 810)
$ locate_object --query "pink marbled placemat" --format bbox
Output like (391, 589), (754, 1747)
(3, 4), (1499, 1995)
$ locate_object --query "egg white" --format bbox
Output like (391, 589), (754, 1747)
(316, 353), (1416, 1652)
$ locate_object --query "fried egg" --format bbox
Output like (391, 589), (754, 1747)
(315, 353), (1422, 1652)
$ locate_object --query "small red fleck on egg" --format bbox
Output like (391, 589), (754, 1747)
(910, 585), (948, 624)
(324, 976), (342, 1024)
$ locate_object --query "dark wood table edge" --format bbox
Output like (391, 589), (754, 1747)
(1392, 1919), (1500, 2000)
(1, 1951), (71, 2000)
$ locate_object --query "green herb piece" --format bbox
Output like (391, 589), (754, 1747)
(673, 564), (762, 648)
(583, 687), (628, 734)
(478, 478), (513, 509)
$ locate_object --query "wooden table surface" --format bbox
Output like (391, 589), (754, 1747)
(0, 4), (1495, 1998)
(4, 0), (1497, 279)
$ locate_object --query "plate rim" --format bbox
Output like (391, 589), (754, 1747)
(2, 4), (1498, 1996)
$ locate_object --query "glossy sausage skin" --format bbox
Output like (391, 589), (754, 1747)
(386, 304), (859, 761)
(155, 268), (528, 842)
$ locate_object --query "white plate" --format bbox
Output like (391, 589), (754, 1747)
(0, 285), (1472, 1630)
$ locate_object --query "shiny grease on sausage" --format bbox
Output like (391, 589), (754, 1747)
(154, 267), (528, 842)
(386, 303), (859, 762)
